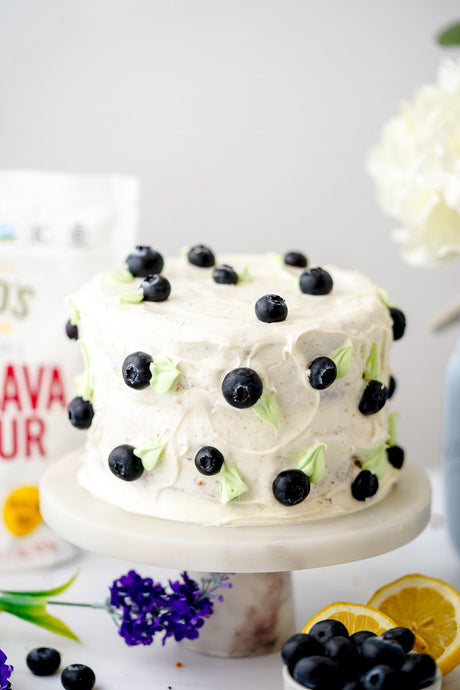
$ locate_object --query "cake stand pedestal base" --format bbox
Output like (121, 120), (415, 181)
(182, 572), (294, 657)
(40, 453), (431, 657)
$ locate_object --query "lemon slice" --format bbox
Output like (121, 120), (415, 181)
(368, 573), (460, 675)
(3, 486), (42, 537)
(302, 602), (397, 636)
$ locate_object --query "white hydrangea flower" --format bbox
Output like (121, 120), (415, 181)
(367, 58), (460, 265)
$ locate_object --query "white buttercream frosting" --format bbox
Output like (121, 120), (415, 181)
(73, 253), (398, 526)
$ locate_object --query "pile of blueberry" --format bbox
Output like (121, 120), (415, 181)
(26, 648), (95, 690)
(282, 619), (438, 690)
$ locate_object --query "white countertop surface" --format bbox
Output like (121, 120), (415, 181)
(1, 469), (460, 690)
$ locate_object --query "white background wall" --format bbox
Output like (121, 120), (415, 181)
(0, 0), (459, 468)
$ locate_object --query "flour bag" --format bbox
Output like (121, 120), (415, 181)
(0, 170), (138, 569)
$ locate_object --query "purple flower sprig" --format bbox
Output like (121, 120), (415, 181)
(107, 570), (232, 646)
(0, 649), (13, 690)
(0, 570), (231, 648)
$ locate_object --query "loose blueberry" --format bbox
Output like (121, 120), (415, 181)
(292, 655), (342, 690)
(309, 619), (349, 644)
(299, 267), (333, 295)
(65, 320), (79, 340)
(68, 397), (94, 430)
(359, 380), (389, 415)
(350, 630), (377, 647)
(281, 633), (324, 671)
(255, 294), (288, 323)
(361, 664), (403, 690)
(61, 664), (96, 690)
(195, 446), (225, 476)
(381, 627), (415, 654)
(284, 251), (308, 268)
(400, 653), (437, 689)
(388, 375), (396, 399)
(187, 244), (215, 268)
(324, 636), (360, 678)
(141, 274), (171, 302)
(351, 470), (379, 501)
(359, 636), (405, 670)
(222, 367), (263, 408)
(308, 357), (337, 390)
(212, 264), (238, 285)
(389, 307), (406, 341)
(272, 470), (310, 506)
(122, 351), (153, 390)
(26, 647), (61, 676)
(386, 446), (405, 470)
(126, 246), (164, 277)
(108, 445), (144, 481)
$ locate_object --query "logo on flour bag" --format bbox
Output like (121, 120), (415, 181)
(0, 279), (35, 320)
(0, 364), (67, 460)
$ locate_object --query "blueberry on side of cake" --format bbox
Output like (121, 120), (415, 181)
(386, 445), (405, 470)
(255, 294), (288, 323)
(187, 244), (215, 268)
(108, 445), (144, 481)
(299, 267), (333, 295)
(351, 470), (379, 501)
(272, 470), (311, 506)
(389, 306), (406, 341)
(213, 264), (238, 284)
(68, 397), (94, 430)
(195, 446), (225, 475)
(122, 351), (153, 389)
(126, 246), (164, 277)
(284, 250), (308, 268)
(359, 381), (389, 415)
(308, 357), (337, 390)
(388, 375), (396, 399)
(65, 320), (79, 340)
(222, 367), (263, 408)
(141, 274), (171, 302)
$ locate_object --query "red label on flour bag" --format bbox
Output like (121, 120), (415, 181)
(0, 170), (138, 569)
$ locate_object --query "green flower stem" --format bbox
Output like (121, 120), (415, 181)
(48, 600), (106, 609)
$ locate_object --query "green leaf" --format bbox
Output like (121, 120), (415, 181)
(67, 299), (80, 326)
(438, 22), (460, 45)
(330, 343), (353, 379)
(119, 291), (144, 304)
(134, 438), (168, 471)
(364, 342), (381, 381)
(253, 393), (279, 429)
(388, 411), (400, 448)
(362, 445), (387, 479)
(109, 268), (134, 283)
(219, 463), (248, 504)
(298, 441), (327, 483)
(237, 266), (253, 283)
(75, 341), (94, 402)
(149, 356), (181, 394)
(0, 571), (79, 598)
(1, 603), (79, 641)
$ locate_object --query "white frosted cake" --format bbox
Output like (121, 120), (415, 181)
(66, 247), (406, 526)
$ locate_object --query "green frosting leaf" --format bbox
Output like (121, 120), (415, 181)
(219, 463), (248, 504)
(388, 411), (400, 448)
(75, 341), (94, 402)
(109, 268), (134, 283)
(119, 291), (144, 304)
(438, 22), (460, 45)
(237, 266), (253, 283)
(68, 299), (80, 326)
(330, 343), (353, 379)
(134, 438), (168, 471)
(149, 356), (181, 394)
(298, 441), (327, 483)
(362, 445), (387, 479)
(364, 342), (381, 381)
(378, 288), (394, 308)
(253, 393), (279, 429)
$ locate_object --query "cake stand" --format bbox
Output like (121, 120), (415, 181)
(40, 451), (431, 658)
